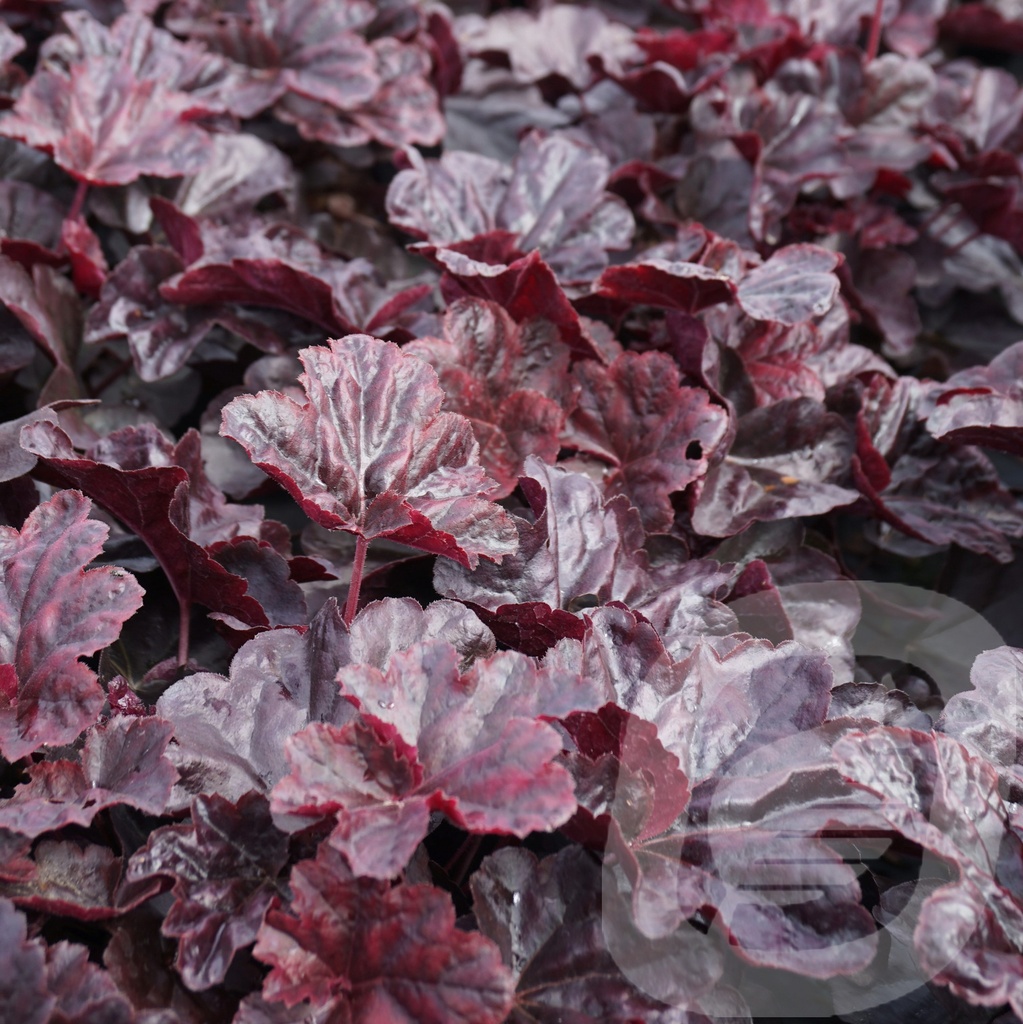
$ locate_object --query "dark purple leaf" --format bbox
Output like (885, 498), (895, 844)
(436, 248), (601, 362)
(436, 461), (737, 657)
(278, 37), (444, 148)
(562, 350), (729, 532)
(460, 4), (636, 91)
(0, 402), (90, 484)
(404, 298), (570, 495)
(926, 340), (1023, 456)
(21, 421), (278, 628)
(595, 258), (736, 314)
(470, 845), (730, 1023)
(171, 131), (296, 219)
(0, 897), (55, 1024)
(272, 639), (590, 878)
(0, 12), (214, 185)
(388, 132), (634, 285)
(0, 715), (178, 837)
(692, 398), (860, 537)
(0, 257), (82, 405)
(156, 597), (494, 809)
(252, 843), (515, 1023)
(0, 181), (64, 268)
(0, 839), (161, 921)
(60, 216), (108, 298)
(209, 538), (306, 631)
(734, 244), (842, 324)
(84, 246), (223, 383)
(43, 940), (135, 1024)
(0, 489), (144, 761)
(127, 792), (288, 991)
(221, 335), (517, 567)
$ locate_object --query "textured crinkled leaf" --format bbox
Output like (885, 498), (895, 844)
(388, 132), (633, 285)
(926, 340), (1023, 456)
(563, 351), (728, 532)
(253, 844), (515, 1023)
(0, 840), (161, 921)
(436, 461), (737, 656)
(21, 421), (274, 629)
(470, 845), (728, 1023)
(0, 490), (144, 760)
(271, 639), (588, 877)
(693, 398), (860, 537)
(940, 646), (1023, 794)
(459, 4), (637, 90)
(436, 248), (599, 361)
(404, 299), (570, 494)
(0, 66), (210, 186)
(84, 245), (221, 382)
(735, 245), (842, 324)
(0, 257), (82, 406)
(0, 897), (55, 1024)
(157, 598), (494, 809)
(127, 792), (288, 990)
(221, 335), (517, 567)
(0, 716), (178, 836)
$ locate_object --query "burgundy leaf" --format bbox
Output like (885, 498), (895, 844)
(127, 792), (288, 990)
(43, 940), (135, 1024)
(84, 245), (223, 383)
(0, 257), (82, 406)
(0, 402), (89, 484)
(734, 244), (842, 324)
(252, 843), (515, 1023)
(914, 880), (1023, 1018)
(220, 335), (518, 567)
(0, 13), (213, 185)
(388, 132), (634, 285)
(271, 639), (589, 878)
(0, 489), (144, 760)
(594, 258), (736, 314)
(0, 897), (56, 1024)
(156, 209), (361, 337)
(60, 216), (108, 298)
(21, 421), (276, 631)
(0, 181), (65, 267)
(460, 4), (636, 91)
(0, 840), (161, 921)
(926, 340), (1023, 456)
(562, 350), (729, 532)
(692, 398), (860, 537)
(278, 37), (444, 149)
(436, 461), (737, 657)
(0, 715), (178, 837)
(436, 248), (600, 361)
(404, 298), (570, 495)
(156, 597), (494, 808)
(858, 442), (1023, 564)
(171, 132), (296, 220)
(470, 845), (729, 1023)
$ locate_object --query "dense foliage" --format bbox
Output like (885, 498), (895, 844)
(5, 0), (1023, 1021)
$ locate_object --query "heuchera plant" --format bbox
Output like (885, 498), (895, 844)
(5, 1), (1023, 1022)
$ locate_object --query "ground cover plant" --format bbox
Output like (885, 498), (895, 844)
(9, 0), (1023, 1021)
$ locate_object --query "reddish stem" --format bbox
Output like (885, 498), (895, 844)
(344, 533), (369, 625)
(177, 597), (190, 668)
(865, 0), (884, 62)
(67, 180), (89, 224)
